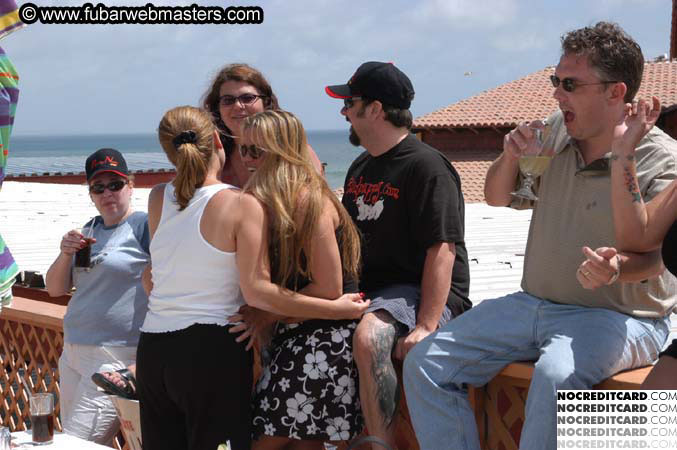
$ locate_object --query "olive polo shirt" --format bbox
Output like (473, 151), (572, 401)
(516, 111), (677, 318)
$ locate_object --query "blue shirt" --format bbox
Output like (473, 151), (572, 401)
(64, 211), (150, 346)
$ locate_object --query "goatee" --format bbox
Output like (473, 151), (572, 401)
(349, 126), (361, 147)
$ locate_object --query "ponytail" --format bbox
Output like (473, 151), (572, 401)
(158, 106), (216, 210)
(172, 142), (208, 210)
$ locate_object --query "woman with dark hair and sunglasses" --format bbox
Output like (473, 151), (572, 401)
(601, 96), (677, 389)
(45, 148), (150, 444)
(201, 63), (322, 187)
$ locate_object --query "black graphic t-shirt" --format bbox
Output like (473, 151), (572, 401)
(342, 134), (471, 316)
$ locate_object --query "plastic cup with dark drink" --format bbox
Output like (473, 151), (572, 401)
(29, 393), (54, 445)
(74, 225), (95, 269)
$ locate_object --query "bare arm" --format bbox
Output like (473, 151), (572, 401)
(611, 97), (677, 251)
(235, 193), (368, 319)
(484, 124), (536, 206)
(306, 143), (323, 175)
(417, 242), (455, 331)
(615, 249), (665, 282)
(394, 242), (455, 359)
(229, 196), (345, 346)
(577, 246), (664, 290)
(45, 229), (87, 296)
(298, 196), (343, 299)
(280, 197), (344, 321)
(142, 184), (165, 296)
(142, 264), (152, 297)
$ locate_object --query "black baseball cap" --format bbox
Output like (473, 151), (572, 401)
(85, 148), (129, 181)
(325, 61), (415, 109)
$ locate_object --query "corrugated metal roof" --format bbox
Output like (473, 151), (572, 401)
(5, 153), (173, 177)
(1, 181), (150, 274)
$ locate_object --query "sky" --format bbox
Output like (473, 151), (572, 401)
(2, 0), (674, 136)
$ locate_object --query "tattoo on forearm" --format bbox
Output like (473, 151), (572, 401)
(622, 166), (642, 203)
(369, 322), (400, 428)
(611, 154), (635, 165)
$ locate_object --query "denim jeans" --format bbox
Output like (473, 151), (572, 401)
(403, 292), (670, 450)
(59, 343), (136, 444)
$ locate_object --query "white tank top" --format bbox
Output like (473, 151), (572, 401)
(141, 183), (244, 333)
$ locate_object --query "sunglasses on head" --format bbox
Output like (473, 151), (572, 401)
(219, 93), (267, 107)
(343, 96), (362, 109)
(89, 179), (127, 194)
(239, 144), (266, 160)
(550, 75), (618, 93)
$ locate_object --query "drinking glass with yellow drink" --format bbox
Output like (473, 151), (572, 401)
(511, 120), (553, 201)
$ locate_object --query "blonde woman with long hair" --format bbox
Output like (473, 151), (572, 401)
(230, 110), (364, 449)
(135, 106), (368, 450)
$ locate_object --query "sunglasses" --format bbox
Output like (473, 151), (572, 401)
(239, 144), (266, 160)
(219, 93), (267, 107)
(343, 96), (362, 109)
(89, 180), (128, 194)
(550, 75), (619, 93)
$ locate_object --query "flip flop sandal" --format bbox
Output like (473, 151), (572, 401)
(91, 367), (137, 400)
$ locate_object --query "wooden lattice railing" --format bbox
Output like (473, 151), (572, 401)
(0, 295), (128, 449)
(478, 362), (652, 450)
(0, 294), (654, 450)
(0, 296), (64, 432)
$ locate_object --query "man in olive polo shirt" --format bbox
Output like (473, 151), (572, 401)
(404, 21), (677, 450)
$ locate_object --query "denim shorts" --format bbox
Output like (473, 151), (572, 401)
(365, 283), (452, 335)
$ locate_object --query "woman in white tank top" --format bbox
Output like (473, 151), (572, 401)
(135, 106), (369, 450)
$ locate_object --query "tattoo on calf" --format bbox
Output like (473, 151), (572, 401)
(622, 166), (642, 203)
(369, 321), (400, 428)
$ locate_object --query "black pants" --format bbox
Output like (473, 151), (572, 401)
(136, 324), (253, 450)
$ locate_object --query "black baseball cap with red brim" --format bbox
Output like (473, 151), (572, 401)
(85, 148), (129, 181)
(325, 61), (415, 109)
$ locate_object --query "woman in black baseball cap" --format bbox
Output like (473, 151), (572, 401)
(45, 148), (150, 444)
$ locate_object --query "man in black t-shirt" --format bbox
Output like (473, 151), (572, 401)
(326, 61), (471, 448)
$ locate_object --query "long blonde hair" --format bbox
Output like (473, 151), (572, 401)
(242, 110), (360, 288)
(158, 106), (216, 210)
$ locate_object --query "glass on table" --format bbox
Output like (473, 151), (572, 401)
(29, 393), (54, 445)
(511, 120), (554, 202)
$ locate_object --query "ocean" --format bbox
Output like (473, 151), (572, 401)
(7, 130), (362, 190)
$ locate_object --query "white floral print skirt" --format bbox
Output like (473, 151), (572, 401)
(252, 319), (363, 442)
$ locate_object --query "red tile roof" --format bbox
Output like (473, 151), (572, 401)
(414, 61), (677, 130)
(452, 160), (493, 203)
(438, 148), (500, 203)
